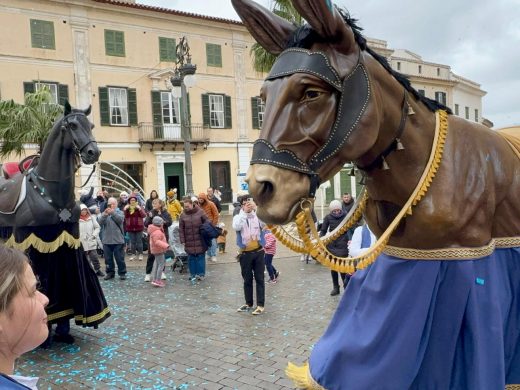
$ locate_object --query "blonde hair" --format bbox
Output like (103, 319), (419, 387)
(0, 246), (29, 315)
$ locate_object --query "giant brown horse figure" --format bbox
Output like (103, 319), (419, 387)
(233, 0), (520, 389)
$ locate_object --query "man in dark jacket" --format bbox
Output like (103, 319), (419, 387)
(341, 192), (354, 214)
(320, 199), (352, 296)
(179, 197), (208, 282)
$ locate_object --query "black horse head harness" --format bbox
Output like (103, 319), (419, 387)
(250, 48), (371, 198)
(61, 112), (96, 157)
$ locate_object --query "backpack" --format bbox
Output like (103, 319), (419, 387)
(199, 221), (223, 247)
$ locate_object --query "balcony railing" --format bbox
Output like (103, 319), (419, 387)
(137, 123), (210, 146)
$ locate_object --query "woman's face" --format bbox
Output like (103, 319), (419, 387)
(80, 209), (88, 216)
(0, 264), (49, 357)
(151, 191), (158, 199)
(152, 199), (162, 210)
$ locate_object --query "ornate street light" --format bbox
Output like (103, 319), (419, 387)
(171, 36), (197, 196)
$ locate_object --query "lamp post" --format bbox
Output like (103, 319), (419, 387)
(171, 36), (196, 196)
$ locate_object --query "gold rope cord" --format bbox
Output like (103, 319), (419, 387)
(268, 189), (368, 254)
(279, 110), (448, 273)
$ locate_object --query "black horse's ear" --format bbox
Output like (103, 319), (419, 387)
(84, 105), (92, 116)
(232, 0), (296, 55)
(291, 0), (356, 55)
(64, 100), (72, 116)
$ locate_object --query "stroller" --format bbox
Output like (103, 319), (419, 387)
(168, 222), (188, 274)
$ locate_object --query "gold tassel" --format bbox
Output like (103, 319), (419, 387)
(396, 138), (405, 150)
(381, 157), (390, 170)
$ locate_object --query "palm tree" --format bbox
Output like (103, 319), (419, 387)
(250, 0), (304, 73)
(0, 87), (63, 158)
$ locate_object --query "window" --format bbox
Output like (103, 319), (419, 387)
(30, 19), (55, 49)
(105, 29), (125, 57)
(465, 106), (469, 120)
(161, 91), (180, 124)
(454, 104), (459, 116)
(206, 43), (222, 67)
(437, 68), (440, 76)
(251, 97), (265, 129)
(202, 93), (232, 128)
(418, 65), (422, 74)
(159, 37), (176, 62)
(396, 61), (401, 71)
(474, 109), (479, 122)
(98, 86), (137, 126)
(417, 89), (425, 97)
(209, 95), (224, 128)
(434, 91), (446, 105)
(23, 81), (68, 106)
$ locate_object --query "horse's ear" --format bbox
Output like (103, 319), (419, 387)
(84, 105), (92, 116)
(232, 0), (296, 55)
(64, 100), (71, 116)
(291, 0), (356, 54)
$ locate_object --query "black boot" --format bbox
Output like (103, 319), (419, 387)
(330, 286), (340, 296)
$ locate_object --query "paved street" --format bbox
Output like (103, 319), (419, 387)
(17, 214), (342, 389)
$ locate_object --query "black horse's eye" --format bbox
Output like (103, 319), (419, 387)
(69, 122), (78, 130)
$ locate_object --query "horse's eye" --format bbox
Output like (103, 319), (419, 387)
(69, 122), (77, 130)
(304, 90), (321, 100)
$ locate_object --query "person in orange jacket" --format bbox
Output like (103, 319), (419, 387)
(197, 193), (219, 262)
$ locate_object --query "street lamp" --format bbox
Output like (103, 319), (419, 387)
(171, 36), (196, 196)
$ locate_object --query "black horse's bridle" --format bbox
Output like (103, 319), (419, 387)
(62, 112), (97, 156)
(250, 48), (371, 197)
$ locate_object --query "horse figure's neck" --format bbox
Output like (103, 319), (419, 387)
(32, 123), (77, 209)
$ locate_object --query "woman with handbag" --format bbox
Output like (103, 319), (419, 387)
(179, 196), (208, 283)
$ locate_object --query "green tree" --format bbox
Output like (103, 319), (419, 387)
(250, 0), (304, 73)
(0, 87), (63, 158)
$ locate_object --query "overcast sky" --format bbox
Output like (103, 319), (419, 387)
(140, 0), (520, 128)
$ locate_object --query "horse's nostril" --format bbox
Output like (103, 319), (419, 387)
(258, 180), (274, 204)
(87, 149), (94, 156)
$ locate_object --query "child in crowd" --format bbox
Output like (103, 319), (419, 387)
(263, 227), (279, 284)
(148, 216), (170, 287)
(217, 222), (227, 254)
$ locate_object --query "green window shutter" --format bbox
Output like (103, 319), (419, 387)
(159, 37), (176, 62)
(224, 95), (232, 128)
(30, 19), (55, 49)
(128, 88), (137, 125)
(105, 30), (125, 57)
(58, 84), (69, 107)
(151, 91), (162, 125)
(23, 82), (35, 100)
(215, 45), (222, 67)
(251, 97), (259, 129)
(99, 87), (110, 126)
(202, 94), (210, 127)
(206, 43), (222, 67)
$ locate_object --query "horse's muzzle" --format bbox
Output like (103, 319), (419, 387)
(81, 143), (101, 165)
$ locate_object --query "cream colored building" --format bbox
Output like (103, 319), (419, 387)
(0, 0), (487, 204)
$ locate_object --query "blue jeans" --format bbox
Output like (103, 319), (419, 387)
(188, 253), (205, 277)
(264, 253), (278, 280)
(206, 238), (217, 257)
(103, 244), (126, 276)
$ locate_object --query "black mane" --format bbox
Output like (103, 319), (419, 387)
(285, 9), (452, 114)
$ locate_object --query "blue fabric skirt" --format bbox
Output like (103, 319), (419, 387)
(309, 248), (520, 389)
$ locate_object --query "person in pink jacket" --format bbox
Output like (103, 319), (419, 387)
(147, 216), (170, 287)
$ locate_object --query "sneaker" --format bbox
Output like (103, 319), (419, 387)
(252, 306), (265, 315)
(144, 274), (151, 282)
(138, 254), (143, 261)
(129, 255), (136, 261)
(189, 276), (197, 284)
(161, 272), (167, 280)
(95, 270), (105, 277)
(300, 254), (306, 262)
(237, 304), (252, 312)
(151, 280), (161, 287)
(104, 274), (115, 280)
(330, 286), (340, 296)
(210, 256), (217, 262)
(267, 279), (277, 284)
(275, 271), (280, 279)
(196, 275), (205, 281)
(119, 275), (127, 280)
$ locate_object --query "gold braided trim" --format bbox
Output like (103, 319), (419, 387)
(286, 362), (325, 390)
(4, 230), (81, 253)
(47, 307), (111, 324)
(289, 110), (448, 273)
(495, 237), (520, 248)
(506, 385), (520, 390)
(268, 190), (367, 254)
(384, 241), (495, 260)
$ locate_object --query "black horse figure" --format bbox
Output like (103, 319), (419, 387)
(0, 102), (110, 342)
